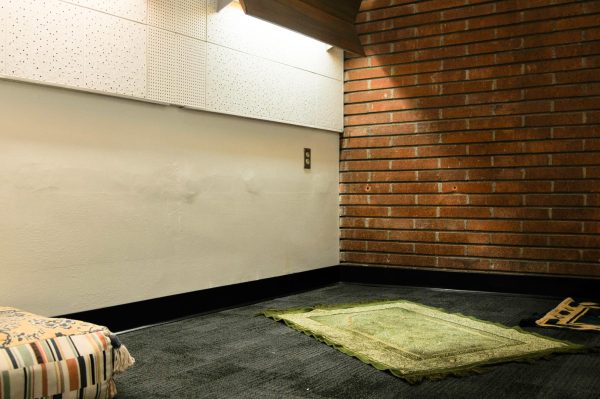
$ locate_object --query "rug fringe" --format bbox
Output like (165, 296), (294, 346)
(114, 344), (135, 374)
(393, 345), (593, 385)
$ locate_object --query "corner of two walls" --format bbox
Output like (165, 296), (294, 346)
(341, 0), (600, 277)
(0, 0), (342, 316)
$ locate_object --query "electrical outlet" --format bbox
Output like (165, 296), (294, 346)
(304, 148), (311, 169)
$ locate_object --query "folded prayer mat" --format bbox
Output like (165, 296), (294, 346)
(520, 297), (600, 332)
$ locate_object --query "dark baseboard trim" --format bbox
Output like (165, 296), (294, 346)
(60, 266), (339, 332)
(339, 264), (600, 300)
(59, 264), (600, 332)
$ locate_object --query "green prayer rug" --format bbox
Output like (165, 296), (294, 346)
(260, 300), (585, 383)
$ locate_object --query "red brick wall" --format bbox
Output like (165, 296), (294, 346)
(341, 0), (600, 277)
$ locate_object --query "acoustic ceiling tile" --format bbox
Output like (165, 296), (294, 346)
(0, 1), (9, 76)
(315, 76), (344, 132)
(61, 0), (148, 23)
(206, 43), (252, 118)
(84, 11), (147, 98)
(281, 68), (318, 128)
(207, 43), (342, 131)
(4, 0), (86, 87)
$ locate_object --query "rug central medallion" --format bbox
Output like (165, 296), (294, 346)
(261, 300), (583, 383)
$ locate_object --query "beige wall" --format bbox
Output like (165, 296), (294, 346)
(0, 79), (340, 316)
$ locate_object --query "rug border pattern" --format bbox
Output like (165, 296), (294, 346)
(260, 299), (587, 383)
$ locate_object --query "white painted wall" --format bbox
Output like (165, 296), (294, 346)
(0, 0), (344, 131)
(0, 79), (340, 316)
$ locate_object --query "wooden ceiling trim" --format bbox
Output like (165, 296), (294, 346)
(299, 0), (363, 23)
(238, 0), (365, 56)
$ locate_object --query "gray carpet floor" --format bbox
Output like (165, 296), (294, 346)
(115, 283), (600, 399)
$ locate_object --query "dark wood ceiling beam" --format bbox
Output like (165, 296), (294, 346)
(239, 0), (365, 56)
(299, 0), (362, 23)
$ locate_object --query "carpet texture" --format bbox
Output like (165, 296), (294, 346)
(114, 283), (600, 399)
(261, 300), (584, 383)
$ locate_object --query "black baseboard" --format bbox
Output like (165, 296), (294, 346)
(59, 264), (600, 332)
(60, 266), (339, 332)
(340, 264), (600, 300)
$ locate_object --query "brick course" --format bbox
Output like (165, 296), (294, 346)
(341, 0), (600, 276)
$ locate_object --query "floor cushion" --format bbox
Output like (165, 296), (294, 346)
(0, 306), (134, 399)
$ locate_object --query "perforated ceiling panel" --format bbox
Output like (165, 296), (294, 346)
(148, 0), (177, 33)
(149, 0), (207, 40)
(60, 0), (148, 23)
(147, 27), (177, 104)
(147, 28), (206, 109)
(4, 0), (86, 88)
(84, 11), (147, 98)
(176, 0), (207, 40)
(176, 35), (206, 109)
(206, 0), (342, 81)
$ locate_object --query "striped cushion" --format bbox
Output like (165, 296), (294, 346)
(0, 307), (134, 399)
